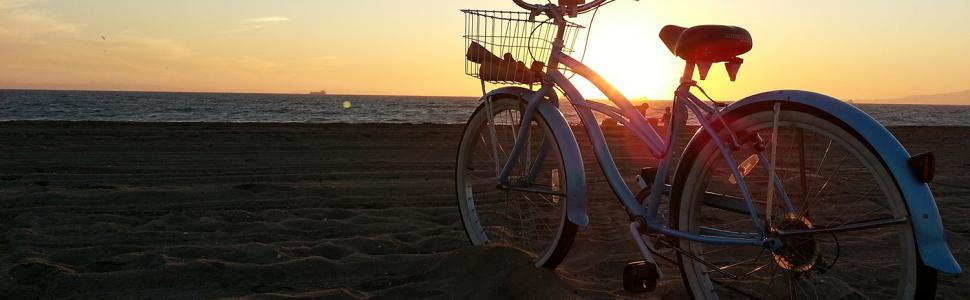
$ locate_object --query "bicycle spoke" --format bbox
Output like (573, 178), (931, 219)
(678, 112), (918, 298)
(508, 109), (520, 176)
(702, 245), (747, 256)
(709, 250), (768, 274)
(520, 193), (556, 236)
(823, 184), (881, 225)
(536, 192), (558, 205)
(458, 99), (571, 265)
(711, 277), (766, 300)
(517, 193), (541, 247)
(761, 263), (780, 299)
(802, 136), (832, 205)
(797, 151), (849, 217)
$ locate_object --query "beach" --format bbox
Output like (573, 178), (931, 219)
(1, 121), (967, 299)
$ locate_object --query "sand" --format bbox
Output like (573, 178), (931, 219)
(0, 121), (967, 299)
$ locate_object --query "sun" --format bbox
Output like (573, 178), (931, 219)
(570, 18), (678, 102)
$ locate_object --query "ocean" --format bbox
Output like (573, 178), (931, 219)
(2, 89), (968, 126)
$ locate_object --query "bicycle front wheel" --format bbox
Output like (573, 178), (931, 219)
(455, 96), (576, 269)
(670, 102), (936, 299)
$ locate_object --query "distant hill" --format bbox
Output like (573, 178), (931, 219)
(867, 90), (970, 105)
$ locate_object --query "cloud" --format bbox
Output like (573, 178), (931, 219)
(221, 16), (289, 33)
(0, 0), (35, 10)
(243, 16), (288, 23)
(219, 25), (265, 34)
(107, 34), (192, 57)
(0, 1), (83, 43)
(0, 7), (333, 94)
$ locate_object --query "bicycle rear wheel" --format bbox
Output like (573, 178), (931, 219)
(455, 96), (576, 268)
(670, 102), (936, 299)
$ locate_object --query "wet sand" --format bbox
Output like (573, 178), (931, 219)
(0, 121), (967, 299)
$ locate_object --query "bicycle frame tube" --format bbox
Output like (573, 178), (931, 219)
(559, 56), (668, 156)
(497, 84), (554, 186)
(486, 4), (960, 271)
(677, 92), (796, 214)
(549, 57), (769, 242)
(546, 68), (649, 219)
(676, 89), (766, 234)
(492, 7), (776, 247)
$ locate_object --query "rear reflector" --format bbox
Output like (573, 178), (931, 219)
(908, 152), (935, 183)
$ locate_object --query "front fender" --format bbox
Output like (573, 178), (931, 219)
(482, 87), (589, 227)
(725, 90), (960, 274)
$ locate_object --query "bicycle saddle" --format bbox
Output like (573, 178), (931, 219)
(659, 25), (752, 63)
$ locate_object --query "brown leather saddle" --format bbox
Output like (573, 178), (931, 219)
(659, 25), (752, 63)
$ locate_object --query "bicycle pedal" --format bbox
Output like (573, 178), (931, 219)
(623, 260), (659, 293)
(640, 167), (658, 184)
(635, 167), (658, 203)
(634, 184), (651, 203)
(635, 174), (648, 190)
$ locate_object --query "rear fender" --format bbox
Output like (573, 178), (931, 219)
(722, 90), (960, 274)
(481, 87), (589, 227)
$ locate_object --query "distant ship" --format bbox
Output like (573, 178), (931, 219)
(309, 90), (328, 95)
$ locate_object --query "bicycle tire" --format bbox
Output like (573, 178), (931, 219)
(670, 101), (937, 299)
(456, 96), (577, 268)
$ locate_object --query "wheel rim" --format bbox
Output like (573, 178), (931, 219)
(678, 109), (918, 299)
(456, 98), (569, 267)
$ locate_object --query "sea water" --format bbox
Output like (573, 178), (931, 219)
(2, 90), (968, 126)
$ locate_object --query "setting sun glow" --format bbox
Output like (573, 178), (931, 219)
(570, 18), (678, 100)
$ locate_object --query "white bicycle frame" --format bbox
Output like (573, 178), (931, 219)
(488, 0), (961, 273)
(493, 4), (795, 247)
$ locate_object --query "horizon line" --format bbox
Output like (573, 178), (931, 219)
(0, 87), (479, 99)
(1, 88), (967, 106)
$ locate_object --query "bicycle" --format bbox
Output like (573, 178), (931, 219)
(455, 0), (961, 298)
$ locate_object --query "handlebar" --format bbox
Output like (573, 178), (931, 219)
(511, 0), (540, 11)
(512, 0), (610, 16)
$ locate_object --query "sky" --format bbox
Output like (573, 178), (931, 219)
(1, 0), (968, 103)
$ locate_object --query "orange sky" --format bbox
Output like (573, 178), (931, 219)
(1, 0), (968, 103)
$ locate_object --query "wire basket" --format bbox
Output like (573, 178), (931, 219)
(463, 9), (584, 85)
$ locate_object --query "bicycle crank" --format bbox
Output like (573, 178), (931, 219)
(625, 220), (664, 293)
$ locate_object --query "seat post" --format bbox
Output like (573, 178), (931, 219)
(680, 60), (695, 83)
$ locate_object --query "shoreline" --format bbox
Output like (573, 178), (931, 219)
(3, 120), (970, 129)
